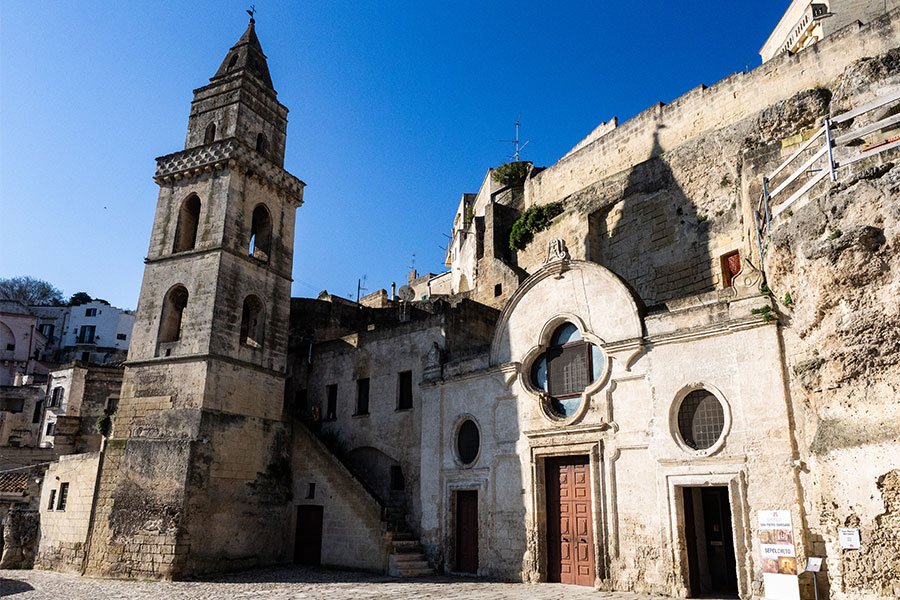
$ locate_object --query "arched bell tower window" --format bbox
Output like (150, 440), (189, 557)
(204, 122), (216, 145)
(227, 53), (239, 70)
(256, 133), (268, 155)
(173, 195), (201, 253)
(530, 322), (604, 419)
(158, 285), (189, 343)
(249, 204), (272, 262)
(240, 295), (265, 348)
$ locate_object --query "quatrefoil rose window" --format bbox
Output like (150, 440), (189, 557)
(529, 323), (605, 420)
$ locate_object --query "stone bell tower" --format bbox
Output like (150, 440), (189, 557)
(85, 18), (304, 579)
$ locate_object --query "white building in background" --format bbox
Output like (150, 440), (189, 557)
(760, 0), (900, 62)
(31, 301), (135, 366)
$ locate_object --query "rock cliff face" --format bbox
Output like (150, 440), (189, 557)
(766, 160), (900, 599)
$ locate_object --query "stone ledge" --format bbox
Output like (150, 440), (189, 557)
(154, 138), (304, 203)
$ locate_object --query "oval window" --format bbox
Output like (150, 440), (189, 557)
(530, 323), (605, 419)
(677, 390), (725, 450)
(457, 419), (480, 465)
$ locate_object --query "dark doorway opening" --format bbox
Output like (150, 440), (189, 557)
(454, 490), (478, 574)
(546, 455), (595, 586)
(682, 486), (738, 598)
(294, 505), (323, 566)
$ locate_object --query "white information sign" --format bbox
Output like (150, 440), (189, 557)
(805, 557), (822, 572)
(838, 528), (861, 550)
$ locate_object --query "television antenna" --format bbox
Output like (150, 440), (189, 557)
(501, 118), (530, 162)
(356, 275), (368, 304)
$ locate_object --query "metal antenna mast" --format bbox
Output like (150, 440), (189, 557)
(501, 118), (530, 162)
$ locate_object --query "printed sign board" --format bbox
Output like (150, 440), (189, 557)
(759, 510), (799, 600)
(838, 528), (861, 550)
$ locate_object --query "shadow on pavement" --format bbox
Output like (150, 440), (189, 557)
(0, 577), (36, 596)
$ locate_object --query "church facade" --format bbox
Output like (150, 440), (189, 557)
(32, 6), (900, 600)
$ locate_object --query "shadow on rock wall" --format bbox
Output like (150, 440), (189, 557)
(590, 126), (713, 307)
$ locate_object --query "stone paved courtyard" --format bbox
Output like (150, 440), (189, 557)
(0, 565), (681, 599)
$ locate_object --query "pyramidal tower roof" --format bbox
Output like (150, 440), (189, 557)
(211, 18), (275, 91)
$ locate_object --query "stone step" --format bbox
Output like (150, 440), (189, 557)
(391, 551), (426, 562)
(391, 540), (422, 553)
(388, 557), (433, 577)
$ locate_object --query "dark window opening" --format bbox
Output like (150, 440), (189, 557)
(721, 251), (741, 288)
(173, 195), (201, 253)
(56, 482), (69, 511)
(390, 465), (405, 491)
(77, 325), (96, 344)
(240, 295), (265, 348)
(5, 343), (14, 351)
(355, 378), (370, 416)
(85, 308), (97, 317)
(49, 386), (63, 407)
(39, 324), (54, 339)
(397, 370), (413, 410)
(45, 421), (55, 436)
(325, 384), (337, 421)
(678, 390), (725, 450)
(81, 351), (91, 362)
(494, 283), (502, 297)
(47, 489), (56, 511)
(227, 53), (239, 69)
(32, 399), (44, 424)
(249, 204), (272, 262)
(116, 333), (127, 340)
(204, 122), (216, 144)
(105, 397), (119, 415)
(306, 483), (316, 499)
(158, 285), (188, 343)
(256, 132), (268, 155)
(457, 419), (480, 465)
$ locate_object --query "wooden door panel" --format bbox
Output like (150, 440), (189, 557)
(455, 490), (479, 573)
(547, 457), (596, 586)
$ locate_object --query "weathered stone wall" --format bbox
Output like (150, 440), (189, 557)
(0, 384), (43, 447)
(763, 156), (900, 599)
(83, 438), (190, 578)
(0, 508), (39, 569)
(36, 452), (102, 572)
(291, 424), (388, 572)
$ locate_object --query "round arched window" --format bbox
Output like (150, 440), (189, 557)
(456, 419), (480, 465)
(677, 390), (725, 450)
(530, 323), (604, 419)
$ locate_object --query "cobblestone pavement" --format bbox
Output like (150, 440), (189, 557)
(1, 565), (675, 599)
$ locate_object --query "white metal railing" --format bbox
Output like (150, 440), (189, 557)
(754, 88), (900, 264)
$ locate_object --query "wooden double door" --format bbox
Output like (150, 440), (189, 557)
(546, 456), (596, 586)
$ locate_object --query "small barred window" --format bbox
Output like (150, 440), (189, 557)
(677, 390), (725, 450)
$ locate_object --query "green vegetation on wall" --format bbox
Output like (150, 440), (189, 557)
(508, 202), (564, 251)
(492, 161), (531, 186)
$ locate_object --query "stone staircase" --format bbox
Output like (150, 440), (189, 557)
(385, 491), (433, 578)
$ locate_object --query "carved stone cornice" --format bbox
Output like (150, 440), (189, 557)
(153, 138), (305, 204)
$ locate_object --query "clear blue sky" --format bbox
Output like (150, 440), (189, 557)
(0, 1), (790, 309)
